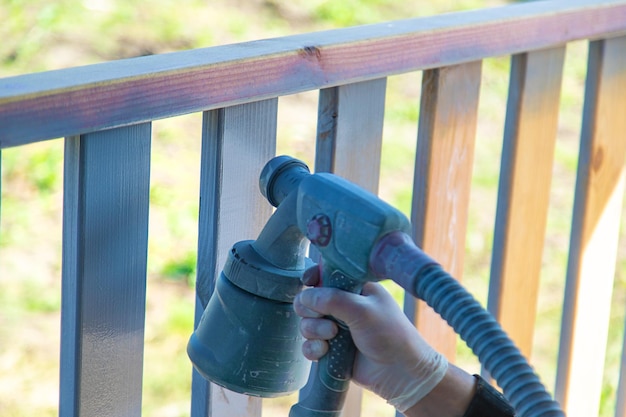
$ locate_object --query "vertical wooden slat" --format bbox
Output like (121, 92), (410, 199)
(616, 317), (626, 417)
(314, 78), (387, 417)
(556, 36), (626, 417)
(410, 61), (482, 360)
(60, 124), (152, 417)
(316, 78), (387, 184)
(191, 99), (278, 417)
(488, 47), (566, 359)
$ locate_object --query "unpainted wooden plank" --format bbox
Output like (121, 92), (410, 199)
(316, 78), (387, 182)
(314, 78), (387, 417)
(410, 61), (482, 361)
(488, 47), (565, 359)
(2, 0), (626, 148)
(60, 124), (151, 417)
(190, 99), (278, 417)
(555, 36), (626, 417)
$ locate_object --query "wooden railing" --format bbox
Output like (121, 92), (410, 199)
(2, 0), (626, 416)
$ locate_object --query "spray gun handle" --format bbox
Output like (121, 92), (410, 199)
(289, 264), (363, 417)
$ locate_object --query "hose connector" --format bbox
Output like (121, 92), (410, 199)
(370, 231), (438, 295)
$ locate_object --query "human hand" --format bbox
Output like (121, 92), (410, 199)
(293, 265), (449, 412)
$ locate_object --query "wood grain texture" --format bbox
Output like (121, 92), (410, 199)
(191, 99), (277, 417)
(60, 124), (152, 417)
(2, 0), (626, 147)
(410, 61), (482, 361)
(314, 78), (387, 417)
(316, 78), (387, 182)
(555, 36), (626, 417)
(487, 47), (565, 359)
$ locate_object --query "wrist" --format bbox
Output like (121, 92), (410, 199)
(402, 364), (476, 417)
(461, 374), (515, 417)
(385, 348), (448, 412)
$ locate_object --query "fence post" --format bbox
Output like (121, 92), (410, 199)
(556, 36), (626, 417)
(488, 47), (565, 359)
(191, 99), (278, 417)
(60, 124), (152, 417)
(313, 78), (387, 417)
(410, 61), (482, 361)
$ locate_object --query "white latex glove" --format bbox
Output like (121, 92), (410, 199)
(293, 268), (448, 413)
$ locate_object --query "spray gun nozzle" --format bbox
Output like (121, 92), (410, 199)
(259, 155), (311, 207)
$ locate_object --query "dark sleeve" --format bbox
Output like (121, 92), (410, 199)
(463, 375), (516, 417)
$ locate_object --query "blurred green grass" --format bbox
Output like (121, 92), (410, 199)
(1, 0), (625, 416)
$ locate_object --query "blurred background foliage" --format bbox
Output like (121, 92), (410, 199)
(1, 0), (625, 416)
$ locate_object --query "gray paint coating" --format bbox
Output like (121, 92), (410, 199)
(60, 124), (152, 417)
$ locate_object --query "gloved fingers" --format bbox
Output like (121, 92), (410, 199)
(302, 339), (329, 361)
(293, 293), (323, 318)
(295, 287), (367, 327)
(300, 317), (338, 340)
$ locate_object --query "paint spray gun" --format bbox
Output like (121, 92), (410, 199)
(187, 155), (564, 417)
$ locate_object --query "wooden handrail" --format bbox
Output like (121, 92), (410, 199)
(1, 0), (626, 148)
